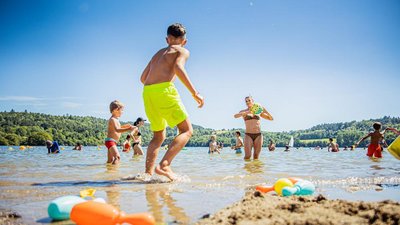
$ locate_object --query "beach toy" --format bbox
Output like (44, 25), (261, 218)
(250, 103), (263, 115)
(48, 195), (106, 221)
(388, 136), (400, 160)
(19, 146), (26, 150)
(256, 177), (300, 194)
(274, 178), (294, 196)
(61, 147), (65, 150)
(256, 185), (274, 193)
(48, 195), (86, 220)
(80, 188), (96, 198)
(70, 201), (155, 225)
(282, 180), (315, 197)
(288, 177), (300, 184)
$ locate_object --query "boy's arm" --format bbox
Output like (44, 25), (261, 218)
(111, 119), (135, 133)
(174, 49), (204, 108)
(140, 62), (151, 84)
(260, 107), (273, 120)
(386, 127), (400, 135)
(355, 133), (371, 146)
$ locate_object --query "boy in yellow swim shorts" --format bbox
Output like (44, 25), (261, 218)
(140, 23), (204, 181)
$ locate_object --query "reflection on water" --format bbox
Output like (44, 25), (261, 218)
(0, 146), (399, 224)
(145, 184), (190, 224)
(243, 160), (264, 174)
(106, 185), (121, 210)
(106, 163), (120, 174)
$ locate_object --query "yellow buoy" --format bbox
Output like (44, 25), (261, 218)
(19, 146), (26, 150)
(388, 136), (400, 160)
(274, 178), (294, 196)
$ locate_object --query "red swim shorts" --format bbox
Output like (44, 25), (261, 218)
(105, 140), (117, 150)
(367, 144), (382, 158)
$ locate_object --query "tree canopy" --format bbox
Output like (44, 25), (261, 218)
(0, 111), (398, 147)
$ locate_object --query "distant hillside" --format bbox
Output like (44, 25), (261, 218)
(0, 111), (399, 147)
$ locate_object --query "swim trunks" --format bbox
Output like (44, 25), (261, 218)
(143, 82), (188, 131)
(235, 148), (242, 154)
(367, 144), (382, 158)
(104, 138), (117, 150)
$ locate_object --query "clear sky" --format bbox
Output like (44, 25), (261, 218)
(1, 0), (399, 132)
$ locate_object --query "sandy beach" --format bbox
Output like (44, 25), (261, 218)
(2, 191), (400, 225)
(0, 207), (23, 225)
(196, 189), (400, 225)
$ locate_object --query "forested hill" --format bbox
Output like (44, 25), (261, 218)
(0, 111), (399, 147)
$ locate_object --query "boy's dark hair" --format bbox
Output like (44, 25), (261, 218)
(235, 131), (241, 136)
(373, 122), (382, 130)
(329, 138), (333, 142)
(167, 23), (186, 38)
(126, 134), (131, 139)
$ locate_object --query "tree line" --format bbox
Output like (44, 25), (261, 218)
(0, 111), (398, 147)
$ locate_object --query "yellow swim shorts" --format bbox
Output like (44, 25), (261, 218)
(143, 82), (188, 131)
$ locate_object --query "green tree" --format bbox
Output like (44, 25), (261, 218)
(5, 134), (21, 146)
(0, 135), (9, 145)
(27, 131), (53, 146)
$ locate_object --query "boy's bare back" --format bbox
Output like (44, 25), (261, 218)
(369, 131), (384, 145)
(143, 45), (189, 85)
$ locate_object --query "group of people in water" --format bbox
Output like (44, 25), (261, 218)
(44, 23), (398, 182)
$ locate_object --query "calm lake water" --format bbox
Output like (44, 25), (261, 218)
(0, 146), (399, 224)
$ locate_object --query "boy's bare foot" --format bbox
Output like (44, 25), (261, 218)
(155, 164), (175, 181)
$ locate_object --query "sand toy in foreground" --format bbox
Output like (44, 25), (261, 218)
(256, 177), (315, 197)
(71, 201), (155, 225)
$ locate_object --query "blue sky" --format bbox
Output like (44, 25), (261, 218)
(1, 0), (399, 132)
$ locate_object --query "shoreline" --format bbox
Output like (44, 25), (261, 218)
(196, 190), (400, 225)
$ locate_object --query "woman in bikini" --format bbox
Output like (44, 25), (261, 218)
(132, 117), (146, 156)
(234, 96), (273, 160)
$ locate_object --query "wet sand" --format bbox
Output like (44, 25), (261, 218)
(196, 191), (400, 225)
(0, 208), (23, 225)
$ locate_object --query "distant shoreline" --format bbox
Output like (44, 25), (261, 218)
(0, 111), (399, 148)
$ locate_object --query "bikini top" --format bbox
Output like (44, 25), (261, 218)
(244, 114), (260, 121)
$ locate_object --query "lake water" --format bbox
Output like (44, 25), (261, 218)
(0, 146), (399, 224)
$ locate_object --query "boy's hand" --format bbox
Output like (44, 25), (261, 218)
(193, 93), (204, 108)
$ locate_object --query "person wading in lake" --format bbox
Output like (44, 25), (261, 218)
(234, 96), (273, 160)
